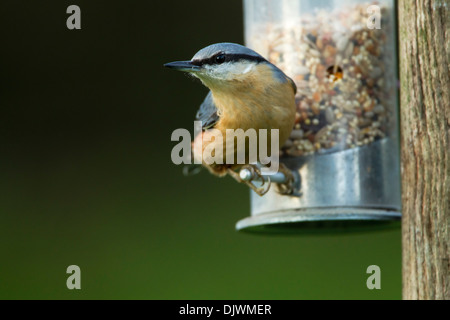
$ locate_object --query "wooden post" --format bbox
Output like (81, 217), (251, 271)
(398, 0), (450, 300)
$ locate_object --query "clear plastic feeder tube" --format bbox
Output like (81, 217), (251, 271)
(238, 0), (401, 233)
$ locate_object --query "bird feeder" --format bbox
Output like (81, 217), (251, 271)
(237, 0), (401, 233)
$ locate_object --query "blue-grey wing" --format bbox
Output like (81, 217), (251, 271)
(183, 91), (219, 176)
(195, 91), (219, 130)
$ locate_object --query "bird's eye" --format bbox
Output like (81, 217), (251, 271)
(215, 54), (226, 64)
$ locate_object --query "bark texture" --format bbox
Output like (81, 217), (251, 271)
(399, 0), (450, 300)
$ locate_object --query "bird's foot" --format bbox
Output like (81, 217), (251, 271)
(227, 165), (271, 196)
(276, 163), (295, 195)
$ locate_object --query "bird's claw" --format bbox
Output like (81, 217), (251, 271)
(227, 165), (271, 196)
(276, 163), (295, 195)
(227, 163), (297, 196)
(241, 165), (271, 196)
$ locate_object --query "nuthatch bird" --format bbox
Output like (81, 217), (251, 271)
(165, 43), (296, 195)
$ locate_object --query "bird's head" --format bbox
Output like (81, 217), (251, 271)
(164, 43), (289, 92)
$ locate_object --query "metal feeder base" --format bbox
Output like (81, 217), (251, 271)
(236, 207), (401, 234)
(236, 139), (402, 234)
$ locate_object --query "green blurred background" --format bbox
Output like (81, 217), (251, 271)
(0, 0), (401, 299)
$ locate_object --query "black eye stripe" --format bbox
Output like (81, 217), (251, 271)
(192, 53), (266, 66)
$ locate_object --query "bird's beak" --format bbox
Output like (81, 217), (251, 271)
(164, 60), (201, 72)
